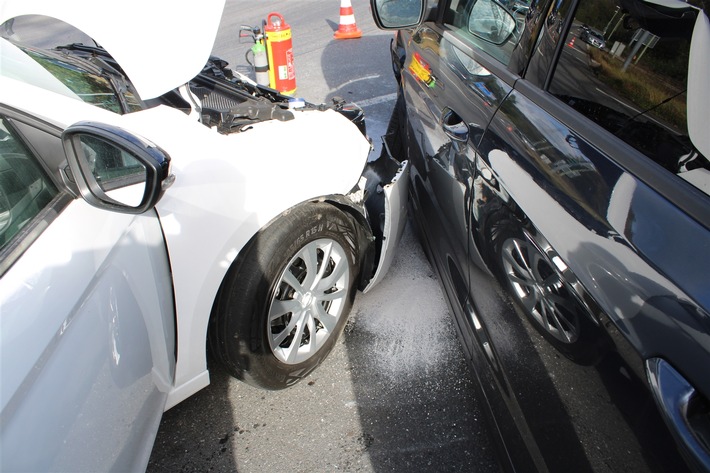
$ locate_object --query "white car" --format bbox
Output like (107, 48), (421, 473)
(0, 1), (408, 471)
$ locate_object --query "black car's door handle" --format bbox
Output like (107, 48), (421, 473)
(441, 108), (469, 143)
(647, 357), (710, 472)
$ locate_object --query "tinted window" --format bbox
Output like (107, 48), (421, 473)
(0, 118), (58, 251)
(549, 1), (709, 195)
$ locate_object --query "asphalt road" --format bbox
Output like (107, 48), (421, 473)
(147, 1), (499, 472)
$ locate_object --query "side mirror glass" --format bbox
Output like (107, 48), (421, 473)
(78, 134), (148, 207)
(468, 0), (516, 45)
(371, 0), (425, 29)
(62, 122), (173, 214)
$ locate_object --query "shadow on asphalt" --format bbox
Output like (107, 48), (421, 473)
(147, 223), (499, 473)
(341, 221), (500, 472)
(147, 366), (239, 472)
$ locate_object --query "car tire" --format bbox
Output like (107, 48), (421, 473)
(492, 221), (602, 365)
(209, 203), (360, 389)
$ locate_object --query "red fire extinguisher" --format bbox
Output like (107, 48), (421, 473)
(264, 12), (296, 95)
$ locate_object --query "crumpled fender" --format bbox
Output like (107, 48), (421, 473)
(111, 105), (373, 403)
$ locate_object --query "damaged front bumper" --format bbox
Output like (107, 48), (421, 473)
(365, 161), (409, 291)
(352, 139), (410, 293)
(193, 57), (410, 291)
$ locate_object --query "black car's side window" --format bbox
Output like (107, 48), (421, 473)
(445, 0), (526, 65)
(547, 1), (709, 195)
(0, 117), (58, 252)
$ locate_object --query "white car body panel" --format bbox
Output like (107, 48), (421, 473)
(0, 0), (226, 99)
(0, 73), (373, 408)
(1, 0), (408, 467)
(119, 105), (371, 406)
(0, 199), (175, 471)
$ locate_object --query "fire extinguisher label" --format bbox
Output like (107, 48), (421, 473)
(278, 65), (289, 80)
(268, 30), (291, 42)
(286, 50), (295, 79)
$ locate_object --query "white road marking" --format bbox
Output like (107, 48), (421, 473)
(332, 74), (381, 90)
(330, 74), (398, 108)
(356, 92), (398, 108)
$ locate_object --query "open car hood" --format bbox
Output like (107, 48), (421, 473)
(0, 0), (226, 100)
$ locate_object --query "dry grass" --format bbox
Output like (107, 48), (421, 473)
(589, 48), (687, 132)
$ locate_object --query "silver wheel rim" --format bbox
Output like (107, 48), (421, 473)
(268, 238), (350, 364)
(500, 236), (580, 344)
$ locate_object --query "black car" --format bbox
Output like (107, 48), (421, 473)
(370, 0), (710, 471)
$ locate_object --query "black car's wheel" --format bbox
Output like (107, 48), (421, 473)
(493, 223), (602, 364)
(499, 231), (580, 343)
(209, 203), (360, 389)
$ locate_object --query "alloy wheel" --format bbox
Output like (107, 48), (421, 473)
(268, 238), (350, 364)
(500, 236), (580, 344)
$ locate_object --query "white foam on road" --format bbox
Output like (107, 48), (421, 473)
(350, 223), (461, 380)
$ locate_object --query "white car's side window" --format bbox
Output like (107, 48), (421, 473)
(0, 117), (58, 252)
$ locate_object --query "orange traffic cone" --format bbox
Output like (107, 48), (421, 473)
(334, 0), (362, 40)
(567, 36), (576, 47)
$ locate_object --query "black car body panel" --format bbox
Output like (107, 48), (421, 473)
(373, 0), (710, 471)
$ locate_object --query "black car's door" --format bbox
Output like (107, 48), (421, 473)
(470, 0), (710, 471)
(399, 0), (519, 356)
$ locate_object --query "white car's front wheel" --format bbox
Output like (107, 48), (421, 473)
(209, 203), (360, 389)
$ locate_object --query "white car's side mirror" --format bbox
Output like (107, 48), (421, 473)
(62, 122), (174, 214)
